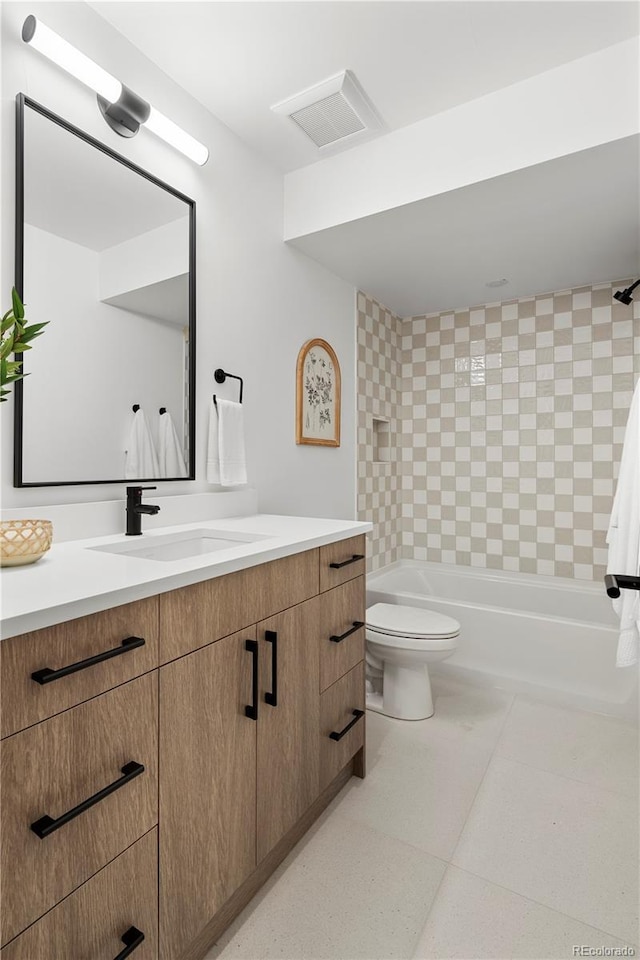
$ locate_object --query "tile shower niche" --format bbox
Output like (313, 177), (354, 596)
(372, 418), (391, 463)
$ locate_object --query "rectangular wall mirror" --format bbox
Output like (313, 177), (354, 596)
(14, 94), (196, 486)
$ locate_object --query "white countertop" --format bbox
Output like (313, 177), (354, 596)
(0, 514), (372, 640)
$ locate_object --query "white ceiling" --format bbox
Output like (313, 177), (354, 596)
(24, 98), (188, 250)
(91, 1), (640, 173)
(88, 1), (639, 316)
(290, 136), (640, 316)
(104, 275), (189, 326)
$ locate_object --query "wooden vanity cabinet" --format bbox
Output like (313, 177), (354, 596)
(0, 673), (158, 948)
(0, 597), (158, 739)
(256, 597), (321, 862)
(158, 549), (319, 662)
(1, 830), (158, 960)
(159, 628), (258, 960)
(318, 578), (365, 692)
(0, 534), (366, 960)
(320, 661), (366, 791)
(159, 596), (322, 959)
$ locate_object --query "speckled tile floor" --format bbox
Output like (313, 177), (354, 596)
(205, 674), (639, 960)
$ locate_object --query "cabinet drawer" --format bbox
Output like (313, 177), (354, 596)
(0, 673), (158, 946)
(319, 662), (365, 792)
(1, 829), (158, 960)
(319, 536), (366, 592)
(319, 578), (365, 692)
(159, 548), (319, 662)
(1, 598), (159, 739)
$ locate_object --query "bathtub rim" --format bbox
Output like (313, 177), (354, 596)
(367, 557), (609, 596)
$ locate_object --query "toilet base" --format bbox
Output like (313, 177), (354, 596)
(366, 663), (435, 721)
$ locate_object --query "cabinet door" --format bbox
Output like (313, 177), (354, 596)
(1, 829), (157, 960)
(319, 535), (366, 592)
(1, 674), (157, 947)
(1, 597), (159, 739)
(159, 549), (319, 662)
(159, 629), (257, 960)
(257, 598), (320, 862)
(318, 577), (365, 692)
(320, 662), (365, 792)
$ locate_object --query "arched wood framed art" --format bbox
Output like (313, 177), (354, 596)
(296, 338), (341, 446)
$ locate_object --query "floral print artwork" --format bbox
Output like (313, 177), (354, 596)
(296, 339), (341, 445)
(304, 349), (334, 435)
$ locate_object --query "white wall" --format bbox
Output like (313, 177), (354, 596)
(0, 1), (357, 519)
(23, 224), (184, 482)
(99, 218), (188, 302)
(284, 37), (640, 239)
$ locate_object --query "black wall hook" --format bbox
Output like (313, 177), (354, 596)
(159, 407), (166, 415)
(213, 368), (243, 406)
(132, 404), (140, 412)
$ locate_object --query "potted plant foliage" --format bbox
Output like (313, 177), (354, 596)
(1, 287), (48, 401)
(1, 287), (53, 566)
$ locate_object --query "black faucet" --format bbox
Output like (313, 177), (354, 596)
(126, 486), (161, 536)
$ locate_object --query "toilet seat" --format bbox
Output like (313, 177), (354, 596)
(366, 602), (460, 647)
(365, 603), (460, 720)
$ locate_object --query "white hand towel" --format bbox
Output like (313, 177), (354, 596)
(207, 398), (247, 486)
(207, 400), (221, 484)
(158, 412), (188, 478)
(125, 408), (159, 480)
(606, 377), (640, 667)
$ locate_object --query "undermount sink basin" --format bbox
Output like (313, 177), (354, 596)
(88, 528), (271, 562)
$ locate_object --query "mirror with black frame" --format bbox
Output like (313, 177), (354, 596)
(14, 94), (196, 487)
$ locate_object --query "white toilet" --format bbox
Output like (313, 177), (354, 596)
(366, 603), (460, 720)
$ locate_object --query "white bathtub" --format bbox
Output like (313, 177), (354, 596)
(366, 561), (638, 719)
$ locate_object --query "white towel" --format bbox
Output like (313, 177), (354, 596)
(125, 408), (159, 480)
(606, 377), (640, 667)
(207, 398), (247, 486)
(158, 412), (188, 478)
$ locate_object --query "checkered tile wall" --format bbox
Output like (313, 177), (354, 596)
(357, 292), (404, 570)
(358, 281), (640, 579)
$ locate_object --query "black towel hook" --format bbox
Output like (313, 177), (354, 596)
(159, 407), (166, 415)
(132, 404), (140, 412)
(213, 368), (243, 407)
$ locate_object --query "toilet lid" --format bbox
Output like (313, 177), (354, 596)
(366, 602), (460, 640)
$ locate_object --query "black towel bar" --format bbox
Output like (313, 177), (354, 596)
(605, 574), (640, 598)
(213, 368), (243, 407)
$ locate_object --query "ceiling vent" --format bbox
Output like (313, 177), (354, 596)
(271, 70), (382, 151)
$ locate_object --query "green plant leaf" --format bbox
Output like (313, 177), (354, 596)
(0, 334), (14, 361)
(21, 321), (48, 338)
(11, 287), (24, 320)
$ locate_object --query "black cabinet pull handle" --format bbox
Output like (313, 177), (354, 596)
(31, 636), (145, 685)
(245, 639), (258, 720)
(329, 554), (364, 569)
(30, 761), (144, 839)
(264, 630), (278, 707)
(114, 926), (145, 960)
(330, 621), (365, 644)
(329, 709), (365, 741)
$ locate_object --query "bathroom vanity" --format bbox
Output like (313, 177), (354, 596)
(0, 519), (368, 960)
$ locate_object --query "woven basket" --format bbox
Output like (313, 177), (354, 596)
(0, 520), (53, 567)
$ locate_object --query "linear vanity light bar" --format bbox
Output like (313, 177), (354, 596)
(144, 107), (209, 167)
(21, 15), (209, 166)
